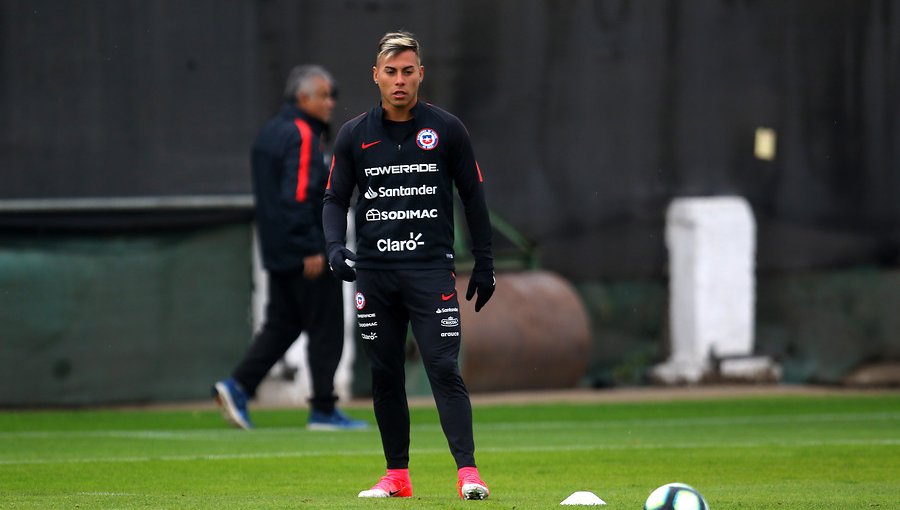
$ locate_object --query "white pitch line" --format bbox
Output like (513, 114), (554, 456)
(1, 438), (898, 467)
(2, 412), (897, 440)
(77, 492), (138, 496)
(471, 411), (900, 431)
(0, 428), (320, 440)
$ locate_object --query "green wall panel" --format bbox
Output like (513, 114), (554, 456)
(0, 223), (253, 406)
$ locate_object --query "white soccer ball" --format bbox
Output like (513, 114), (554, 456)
(643, 483), (709, 510)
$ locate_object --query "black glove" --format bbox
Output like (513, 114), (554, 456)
(327, 245), (357, 282)
(465, 268), (496, 312)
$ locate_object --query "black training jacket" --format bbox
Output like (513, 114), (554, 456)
(323, 101), (493, 270)
(252, 103), (330, 272)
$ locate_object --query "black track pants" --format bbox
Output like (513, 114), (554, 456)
(355, 268), (476, 469)
(232, 268), (344, 413)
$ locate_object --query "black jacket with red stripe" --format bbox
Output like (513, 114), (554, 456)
(323, 101), (493, 271)
(252, 103), (330, 272)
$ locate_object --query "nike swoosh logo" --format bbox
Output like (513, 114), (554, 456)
(389, 489), (401, 496)
(361, 140), (382, 149)
(441, 292), (456, 301)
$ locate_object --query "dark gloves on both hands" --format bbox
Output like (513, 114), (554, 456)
(327, 245), (357, 282)
(465, 266), (496, 313)
(329, 245), (495, 310)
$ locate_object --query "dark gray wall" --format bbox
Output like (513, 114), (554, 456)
(1, 0), (260, 197)
(3, 0), (898, 278)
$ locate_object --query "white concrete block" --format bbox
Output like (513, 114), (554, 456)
(654, 196), (756, 383)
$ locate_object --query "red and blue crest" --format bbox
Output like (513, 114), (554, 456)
(416, 128), (439, 150)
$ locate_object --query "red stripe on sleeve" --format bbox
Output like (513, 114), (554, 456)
(326, 155), (335, 189)
(293, 119), (313, 202)
(475, 161), (484, 183)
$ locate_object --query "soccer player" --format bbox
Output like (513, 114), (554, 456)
(322, 31), (496, 500)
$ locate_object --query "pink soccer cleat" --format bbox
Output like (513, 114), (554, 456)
(457, 466), (490, 500)
(358, 469), (413, 498)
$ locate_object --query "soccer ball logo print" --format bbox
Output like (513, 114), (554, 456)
(416, 128), (438, 150)
(643, 483), (709, 510)
(355, 291), (366, 310)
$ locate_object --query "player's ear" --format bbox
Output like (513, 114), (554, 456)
(372, 66), (378, 84)
(419, 65), (424, 82)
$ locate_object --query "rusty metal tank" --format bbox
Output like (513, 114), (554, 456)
(455, 270), (592, 392)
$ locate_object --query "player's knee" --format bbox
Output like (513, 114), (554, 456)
(371, 366), (405, 390)
(424, 357), (460, 384)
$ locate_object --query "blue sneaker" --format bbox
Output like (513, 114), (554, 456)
(212, 378), (254, 430)
(307, 408), (369, 431)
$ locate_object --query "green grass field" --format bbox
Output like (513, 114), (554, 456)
(1, 391), (898, 509)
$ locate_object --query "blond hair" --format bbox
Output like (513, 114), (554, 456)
(376, 31), (420, 65)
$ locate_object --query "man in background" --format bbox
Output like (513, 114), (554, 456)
(213, 65), (367, 432)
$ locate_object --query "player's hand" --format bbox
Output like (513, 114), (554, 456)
(302, 253), (325, 279)
(327, 245), (357, 282)
(465, 268), (496, 312)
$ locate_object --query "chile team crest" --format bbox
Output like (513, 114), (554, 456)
(416, 128), (439, 150)
(355, 291), (366, 310)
